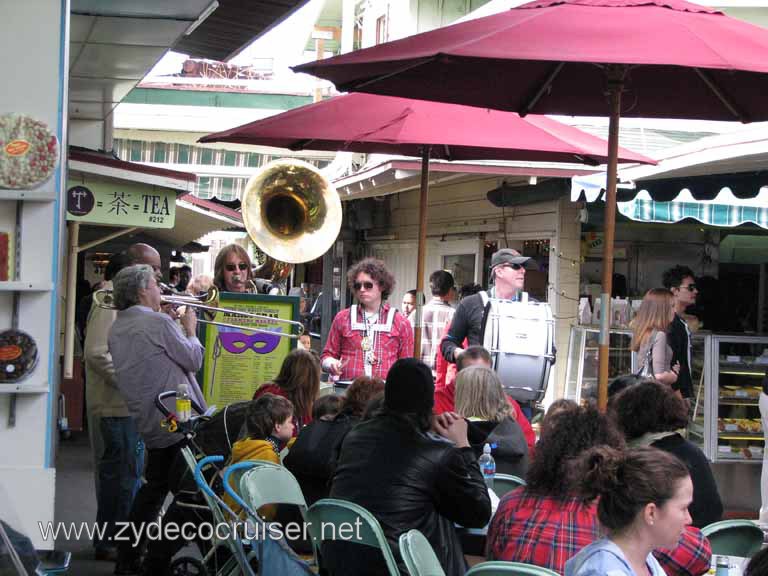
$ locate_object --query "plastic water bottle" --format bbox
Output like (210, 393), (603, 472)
(176, 382), (192, 423)
(715, 556), (730, 576)
(478, 443), (496, 490)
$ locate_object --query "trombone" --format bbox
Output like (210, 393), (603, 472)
(92, 284), (304, 339)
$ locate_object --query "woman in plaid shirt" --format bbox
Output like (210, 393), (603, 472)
(487, 405), (711, 576)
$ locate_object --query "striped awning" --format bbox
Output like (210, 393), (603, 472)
(617, 188), (768, 229)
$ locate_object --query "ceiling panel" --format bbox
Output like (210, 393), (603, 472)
(71, 0), (213, 20)
(70, 14), (94, 42)
(69, 77), (137, 103)
(68, 101), (108, 120)
(72, 43), (167, 79)
(88, 17), (191, 46)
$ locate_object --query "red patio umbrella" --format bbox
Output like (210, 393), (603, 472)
(201, 92), (652, 358)
(294, 0), (768, 408)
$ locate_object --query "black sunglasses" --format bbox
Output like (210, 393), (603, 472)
(353, 281), (375, 291)
(225, 263), (249, 272)
(500, 263), (524, 271)
(682, 284), (697, 292)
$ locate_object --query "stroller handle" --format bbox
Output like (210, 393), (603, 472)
(193, 455), (224, 499)
(221, 462), (263, 513)
(155, 390), (206, 418)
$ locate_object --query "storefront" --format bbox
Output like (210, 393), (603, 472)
(568, 133), (768, 515)
(333, 158), (599, 400)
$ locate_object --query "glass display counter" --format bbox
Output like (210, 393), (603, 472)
(565, 326), (634, 404)
(693, 334), (768, 464)
(566, 328), (768, 465)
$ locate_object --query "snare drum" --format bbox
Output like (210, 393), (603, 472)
(481, 297), (555, 403)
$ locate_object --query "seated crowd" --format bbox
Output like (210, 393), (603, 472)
(175, 348), (722, 576)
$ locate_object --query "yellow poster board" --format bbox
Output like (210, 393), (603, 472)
(199, 292), (299, 406)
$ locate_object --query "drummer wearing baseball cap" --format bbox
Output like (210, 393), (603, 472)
(441, 248), (538, 364)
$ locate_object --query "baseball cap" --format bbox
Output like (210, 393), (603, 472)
(490, 248), (538, 271)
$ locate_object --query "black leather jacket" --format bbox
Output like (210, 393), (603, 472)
(322, 413), (492, 576)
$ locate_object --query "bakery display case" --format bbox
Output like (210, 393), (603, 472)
(564, 326), (634, 404)
(693, 334), (768, 463)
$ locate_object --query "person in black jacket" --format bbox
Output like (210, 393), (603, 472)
(611, 379), (723, 528)
(322, 358), (491, 576)
(662, 265), (699, 399)
(454, 365), (529, 478)
(284, 375), (385, 505)
(441, 248), (537, 364)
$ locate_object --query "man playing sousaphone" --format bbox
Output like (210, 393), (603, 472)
(322, 258), (413, 381)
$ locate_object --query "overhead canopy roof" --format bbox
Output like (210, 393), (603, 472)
(70, 0), (217, 121)
(174, 0), (312, 61)
(69, 0), (311, 121)
(571, 125), (768, 202)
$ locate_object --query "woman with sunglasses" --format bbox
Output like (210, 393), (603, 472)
(213, 244), (254, 293)
(321, 257), (413, 381)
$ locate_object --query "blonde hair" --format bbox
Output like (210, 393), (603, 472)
(630, 288), (674, 352)
(454, 366), (512, 423)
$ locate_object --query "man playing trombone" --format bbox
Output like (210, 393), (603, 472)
(108, 264), (206, 575)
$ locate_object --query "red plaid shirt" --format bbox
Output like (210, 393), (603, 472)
(488, 488), (711, 576)
(321, 303), (413, 381)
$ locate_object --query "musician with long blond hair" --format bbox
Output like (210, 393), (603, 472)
(630, 288), (680, 386)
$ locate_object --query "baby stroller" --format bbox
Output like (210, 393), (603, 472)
(154, 391), (255, 576)
(154, 392), (313, 576)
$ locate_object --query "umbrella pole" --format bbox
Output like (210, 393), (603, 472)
(414, 146), (431, 358)
(597, 70), (624, 411)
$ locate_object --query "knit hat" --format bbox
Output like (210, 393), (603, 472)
(385, 358), (434, 414)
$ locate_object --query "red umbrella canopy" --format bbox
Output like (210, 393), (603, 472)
(200, 93), (653, 165)
(294, 0), (768, 122)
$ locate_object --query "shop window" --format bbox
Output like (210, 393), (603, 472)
(376, 14), (388, 45)
(199, 148), (214, 165)
(219, 178), (235, 201)
(223, 150), (237, 166)
(197, 177), (212, 199)
(247, 153), (260, 167)
(152, 144), (167, 163)
(177, 144), (190, 164)
(129, 140), (143, 162)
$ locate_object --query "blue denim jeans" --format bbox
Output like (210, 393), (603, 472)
(95, 416), (144, 549)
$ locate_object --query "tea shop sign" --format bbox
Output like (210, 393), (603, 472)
(65, 180), (176, 228)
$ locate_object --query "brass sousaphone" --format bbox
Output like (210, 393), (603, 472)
(242, 158), (342, 267)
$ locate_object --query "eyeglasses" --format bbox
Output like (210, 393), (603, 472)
(225, 263), (249, 272)
(353, 281), (375, 291)
(682, 284), (697, 292)
(500, 263), (524, 271)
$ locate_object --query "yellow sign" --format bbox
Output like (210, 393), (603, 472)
(65, 179), (176, 228)
(200, 293), (299, 406)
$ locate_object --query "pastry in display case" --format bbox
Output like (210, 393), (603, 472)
(689, 336), (768, 463)
(713, 340), (766, 462)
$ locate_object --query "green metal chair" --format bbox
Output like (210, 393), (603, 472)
(238, 461), (309, 512)
(701, 519), (764, 557)
(466, 561), (561, 576)
(306, 498), (400, 576)
(399, 529), (446, 576)
(493, 474), (527, 499)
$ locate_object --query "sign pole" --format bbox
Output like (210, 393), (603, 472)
(62, 221), (80, 380)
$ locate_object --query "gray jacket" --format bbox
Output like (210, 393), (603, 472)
(108, 306), (206, 449)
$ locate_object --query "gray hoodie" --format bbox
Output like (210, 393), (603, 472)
(565, 538), (667, 576)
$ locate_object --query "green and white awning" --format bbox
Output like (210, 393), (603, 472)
(618, 188), (768, 229)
